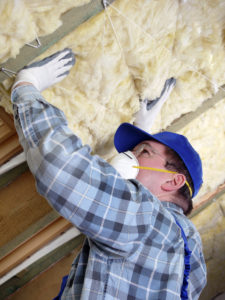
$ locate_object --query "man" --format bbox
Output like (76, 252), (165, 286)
(11, 48), (206, 299)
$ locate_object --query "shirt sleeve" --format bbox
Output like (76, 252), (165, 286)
(11, 85), (154, 256)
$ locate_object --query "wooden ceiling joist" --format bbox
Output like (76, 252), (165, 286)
(0, 106), (15, 130)
(0, 122), (12, 144)
(0, 135), (22, 166)
(0, 217), (72, 278)
(0, 107), (22, 166)
(166, 84), (225, 132)
(0, 234), (85, 300)
(191, 182), (225, 217)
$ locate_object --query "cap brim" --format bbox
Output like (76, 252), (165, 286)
(114, 123), (163, 152)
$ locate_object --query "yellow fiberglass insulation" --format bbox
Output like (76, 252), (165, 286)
(0, 0), (91, 64)
(0, 0), (225, 200)
(179, 98), (225, 203)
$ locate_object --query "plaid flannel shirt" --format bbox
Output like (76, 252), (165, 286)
(12, 85), (206, 300)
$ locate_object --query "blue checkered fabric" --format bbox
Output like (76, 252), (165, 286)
(12, 85), (206, 300)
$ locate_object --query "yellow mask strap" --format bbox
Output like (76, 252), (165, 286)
(133, 166), (193, 197)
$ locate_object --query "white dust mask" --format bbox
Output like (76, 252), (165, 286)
(110, 151), (139, 179)
(110, 150), (193, 196)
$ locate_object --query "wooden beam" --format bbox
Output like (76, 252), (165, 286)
(194, 182), (225, 210)
(0, 217), (72, 277)
(0, 105), (22, 164)
(0, 227), (80, 286)
(0, 0), (115, 83)
(0, 234), (85, 300)
(0, 161), (28, 189)
(0, 107), (15, 130)
(166, 85), (225, 132)
(190, 182), (225, 218)
(0, 122), (13, 143)
(0, 134), (22, 165)
(0, 210), (58, 259)
(0, 106), (16, 144)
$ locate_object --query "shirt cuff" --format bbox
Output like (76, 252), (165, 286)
(11, 84), (43, 104)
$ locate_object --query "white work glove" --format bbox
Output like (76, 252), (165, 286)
(12, 48), (75, 92)
(134, 77), (176, 132)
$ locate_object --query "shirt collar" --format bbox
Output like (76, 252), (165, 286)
(161, 201), (184, 215)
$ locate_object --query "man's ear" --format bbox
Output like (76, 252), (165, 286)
(161, 173), (186, 192)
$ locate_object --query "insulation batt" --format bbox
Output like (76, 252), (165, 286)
(179, 99), (225, 203)
(0, 0), (91, 63)
(0, 0), (225, 203)
(0, 0), (35, 63)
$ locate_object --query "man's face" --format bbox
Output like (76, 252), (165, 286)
(132, 140), (173, 196)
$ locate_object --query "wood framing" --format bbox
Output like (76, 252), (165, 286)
(0, 107), (22, 165)
(191, 182), (225, 217)
(0, 234), (85, 300)
(0, 0), (115, 83)
(0, 210), (58, 259)
(0, 107), (14, 129)
(0, 170), (53, 250)
(0, 122), (12, 144)
(166, 85), (225, 132)
(0, 217), (72, 277)
(0, 134), (22, 165)
(0, 161), (28, 189)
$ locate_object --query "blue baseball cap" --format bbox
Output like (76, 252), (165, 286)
(114, 123), (203, 197)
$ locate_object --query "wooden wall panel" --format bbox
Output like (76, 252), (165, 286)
(0, 171), (52, 249)
(0, 107), (22, 165)
(0, 217), (72, 277)
(0, 235), (85, 300)
(0, 122), (12, 143)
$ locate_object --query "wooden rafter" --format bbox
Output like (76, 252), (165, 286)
(0, 107), (22, 165)
(166, 85), (225, 132)
(0, 107), (14, 129)
(0, 234), (85, 300)
(0, 135), (22, 165)
(192, 182), (225, 214)
(0, 217), (72, 277)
